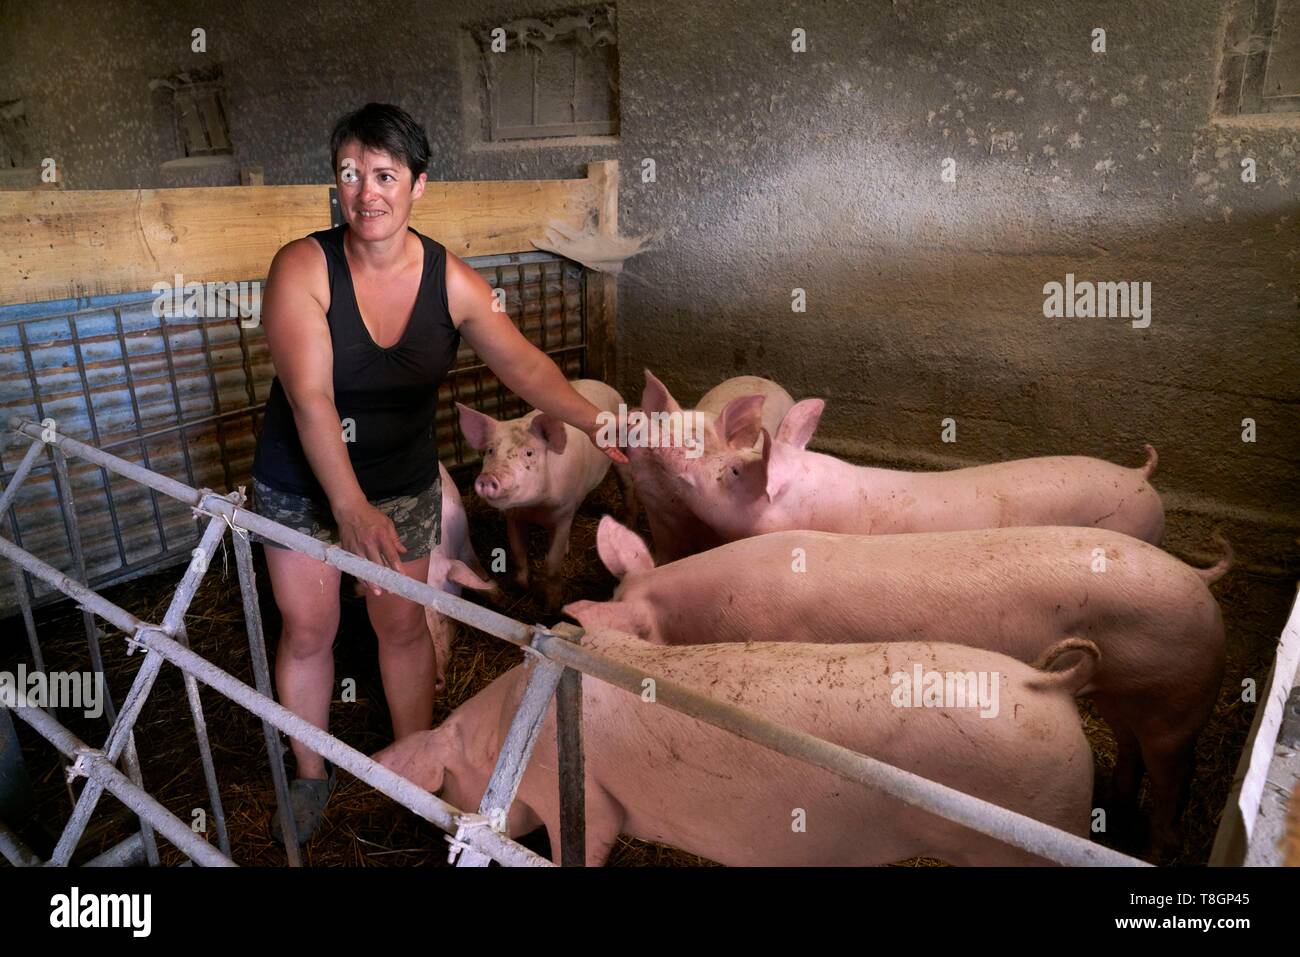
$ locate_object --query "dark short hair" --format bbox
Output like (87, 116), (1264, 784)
(329, 103), (431, 182)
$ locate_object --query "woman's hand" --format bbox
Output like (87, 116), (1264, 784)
(585, 421), (629, 465)
(448, 252), (630, 464)
(333, 498), (407, 594)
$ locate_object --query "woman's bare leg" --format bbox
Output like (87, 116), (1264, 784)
(265, 546), (342, 780)
(365, 554), (436, 740)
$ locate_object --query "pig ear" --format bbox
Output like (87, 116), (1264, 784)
(562, 599), (654, 641)
(595, 515), (654, 578)
(641, 369), (682, 415)
(528, 413), (568, 453)
(561, 599), (600, 627)
(717, 394), (766, 450)
(457, 403), (497, 451)
(774, 398), (824, 451)
(757, 427), (793, 502)
(373, 729), (447, 793)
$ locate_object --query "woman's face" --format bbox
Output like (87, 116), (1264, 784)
(335, 138), (426, 240)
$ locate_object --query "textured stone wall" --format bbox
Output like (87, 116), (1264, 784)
(1, 0), (1295, 568)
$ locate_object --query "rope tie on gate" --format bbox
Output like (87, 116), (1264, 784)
(125, 624), (163, 655)
(65, 747), (99, 784)
(189, 488), (251, 580)
(444, 812), (501, 864)
(189, 488), (250, 541)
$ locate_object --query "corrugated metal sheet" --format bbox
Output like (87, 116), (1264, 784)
(0, 251), (588, 616)
(439, 255), (588, 467)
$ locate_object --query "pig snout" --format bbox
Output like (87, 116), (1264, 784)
(474, 471), (512, 502)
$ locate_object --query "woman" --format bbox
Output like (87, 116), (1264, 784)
(250, 103), (624, 843)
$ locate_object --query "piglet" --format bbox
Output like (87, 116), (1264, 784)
(647, 395), (1165, 545)
(456, 379), (635, 611)
(566, 518), (1229, 858)
(626, 371), (794, 562)
(376, 629), (1098, 866)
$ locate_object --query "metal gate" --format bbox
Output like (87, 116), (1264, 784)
(0, 418), (1142, 868)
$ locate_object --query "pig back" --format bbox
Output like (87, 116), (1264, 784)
(697, 375), (794, 436)
(546, 379), (622, 496)
(865, 453), (1164, 544)
(613, 525), (1222, 706)
(560, 631), (1093, 865)
(569, 378), (624, 416)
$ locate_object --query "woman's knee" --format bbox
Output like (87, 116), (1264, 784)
(367, 556), (432, 647)
(278, 613), (339, 657)
(368, 599), (428, 648)
(265, 548), (341, 655)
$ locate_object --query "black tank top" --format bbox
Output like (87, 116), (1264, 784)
(252, 224), (460, 501)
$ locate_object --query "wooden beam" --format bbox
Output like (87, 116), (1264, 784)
(552, 622), (587, 867)
(0, 175), (604, 307)
(409, 177), (600, 258)
(584, 160), (619, 386)
(0, 185), (326, 306)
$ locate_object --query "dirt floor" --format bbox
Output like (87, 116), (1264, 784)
(1, 470), (1293, 867)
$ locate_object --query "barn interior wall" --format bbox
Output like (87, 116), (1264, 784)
(0, 0), (1296, 572)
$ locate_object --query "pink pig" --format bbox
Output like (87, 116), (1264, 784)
(642, 394), (1165, 545)
(566, 518), (1229, 857)
(626, 371), (794, 562)
(376, 629), (1099, 866)
(695, 373), (795, 438)
(456, 379), (635, 610)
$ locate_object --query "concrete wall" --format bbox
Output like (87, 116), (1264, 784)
(1, 0), (1296, 567)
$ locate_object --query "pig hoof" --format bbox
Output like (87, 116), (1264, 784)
(542, 585), (565, 613)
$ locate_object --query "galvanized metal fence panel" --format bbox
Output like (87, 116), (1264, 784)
(0, 252), (589, 616)
(0, 418), (1148, 868)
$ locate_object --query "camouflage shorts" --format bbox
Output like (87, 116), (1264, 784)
(249, 476), (441, 562)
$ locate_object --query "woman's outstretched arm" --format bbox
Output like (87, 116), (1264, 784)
(446, 253), (628, 463)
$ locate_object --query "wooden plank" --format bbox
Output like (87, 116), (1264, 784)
(1244, 689), (1299, 865)
(552, 622), (587, 867)
(1211, 585), (1300, 865)
(585, 160), (619, 386)
(1214, 0), (1254, 116)
(0, 185), (327, 306)
(583, 259), (605, 381)
(1238, 0), (1278, 115)
(0, 176), (602, 307)
(409, 177), (599, 257)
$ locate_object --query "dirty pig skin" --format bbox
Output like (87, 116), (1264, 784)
(376, 630), (1100, 867)
(567, 519), (1229, 859)
(637, 392), (1165, 547)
